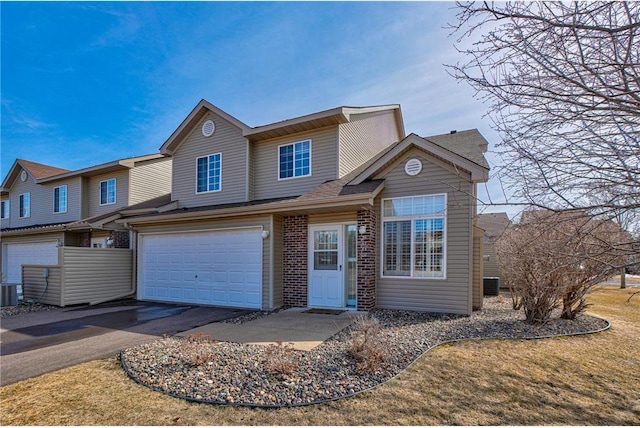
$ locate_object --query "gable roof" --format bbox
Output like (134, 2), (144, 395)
(1, 159), (71, 191)
(160, 99), (405, 154)
(348, 131), (490, 185)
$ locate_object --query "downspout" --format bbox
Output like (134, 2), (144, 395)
(88, 225), (137, 305)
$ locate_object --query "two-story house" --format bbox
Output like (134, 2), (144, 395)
(119, 100), (490, 315)
(0, 155), (172, 286)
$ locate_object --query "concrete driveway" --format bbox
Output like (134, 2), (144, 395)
(0, 300), (252, 386)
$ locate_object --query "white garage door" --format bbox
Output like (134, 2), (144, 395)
(139, 228), (263, 308)
(6, 242), (59, 283)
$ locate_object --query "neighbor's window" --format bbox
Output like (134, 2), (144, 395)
(19, 193), (30, 218)
(382, 194), (447, 278)
(196, 153), (222, 193)
(279, 140), (310, 179)
(100, 179), (116, 205)
(0, 200), (9, 219)
(53, 185), (67, 213)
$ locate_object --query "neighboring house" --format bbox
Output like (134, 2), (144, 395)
(0, 155), (172, 303)
(477, 212), (511, 287)
(118, 99), (490, 315)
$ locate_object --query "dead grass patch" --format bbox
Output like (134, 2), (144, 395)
(1, 287), (638, 425)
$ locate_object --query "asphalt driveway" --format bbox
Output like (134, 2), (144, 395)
(0, 300), (252, 386)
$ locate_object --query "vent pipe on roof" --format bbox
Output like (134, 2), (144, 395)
(450, 130), (457, 134)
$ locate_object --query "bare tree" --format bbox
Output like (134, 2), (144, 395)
(496, 210), (629, 323)
(447, 2), (640, 237)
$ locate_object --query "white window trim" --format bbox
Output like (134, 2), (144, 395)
(53, 185), (68, 214)
(195, 152), (223, 194)
(380, 193), (448, 280)
(99, 178), (117, 206)
(277, 139), (312, 181)
(19, 192), (31, 218)
(1, 200), (9, 219)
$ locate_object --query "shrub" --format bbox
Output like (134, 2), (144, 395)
(348, 314), (385, 374)
(178, 333), (215, 367)
(262, 341), (298, 380)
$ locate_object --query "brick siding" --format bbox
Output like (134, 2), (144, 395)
(283, 215), (308, 307)
(357, 209), (377, 310)
(110, 230), (130, 249)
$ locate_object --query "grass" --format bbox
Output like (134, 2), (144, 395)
(1, 286), (639, 425)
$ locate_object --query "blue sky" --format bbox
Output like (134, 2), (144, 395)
(1, 1), (513, 216)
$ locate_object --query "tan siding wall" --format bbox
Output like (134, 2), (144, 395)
(22, 265), (62, 306)
(5, 168), (83, 228)
(472, 225), (483, 310)
(271, 215), (283, 308)
(308, 212), (358, 224)
(483, 241), (501, 278)
(88, 169), (130, 217)
(61, 247), (132, 306)
(253, 127), (338, 200)
(338, 110), (401, 177)
(171, 112), (248, 208)
(135, 215), (275, 310)
(129, 158), (173, 205)
(376, 149), (474, 314)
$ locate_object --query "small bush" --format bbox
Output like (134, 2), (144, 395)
(178, 333), (215, 367)
(262, 341), (298, 380)
(348, 314), (385, 374)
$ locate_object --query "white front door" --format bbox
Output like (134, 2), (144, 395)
(308, 225), (344, 308)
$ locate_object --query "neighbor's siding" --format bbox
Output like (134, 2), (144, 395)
(60, 247), (132, 306)
(472, 225), (484, 310)
(87, 169), (130, 217)
(22, 265), (62, 306)
(483, 240), (501, 278)
(171, 112), (248, 208)
(135, 215), (275, 310)
(128, 157), (173, 205)
(375, 148), (474, 315)
(338, 110), (401, 178)
(253, 127), (339, 200)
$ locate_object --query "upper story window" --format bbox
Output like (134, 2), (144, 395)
(279, 140), (311, 180)
(196, 153), (222, 193)
(53, 185), (67, 213)
(19, 193), (30, 218)
(100, 179), (116, 205)
(382, 194), (447, 279)
(1, 200), (9, 219)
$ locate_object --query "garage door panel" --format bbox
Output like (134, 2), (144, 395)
(140, 228), (263, 309)
(6, 242), (59, 283)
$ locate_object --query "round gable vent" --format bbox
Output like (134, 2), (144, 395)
(202, 119), (216, 137)
(21, 170), (28, 181)
(405, 158), (423, 176)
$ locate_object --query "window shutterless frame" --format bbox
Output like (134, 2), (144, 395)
(99, 178), (116, 206)
(0, 200), (9, 219)
(380, 193), (448, 280)
(195, 153), (222, 194)
(19, 193), (31, 218)
(277, 140), (312, 180)
(53, 185), (67, 214)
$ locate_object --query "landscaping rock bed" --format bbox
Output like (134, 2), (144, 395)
(1, 302), (59, 318)
(120, 295), (609, 408)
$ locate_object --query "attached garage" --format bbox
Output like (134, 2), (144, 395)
(138, 227), (263, 308)
(5, 241), (59, 283)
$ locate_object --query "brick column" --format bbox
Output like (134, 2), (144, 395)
(283, 215), (308, 307)
(357, 209), (377, 310)
(78, 232), (91, 248)
(110, 230), (130, 249)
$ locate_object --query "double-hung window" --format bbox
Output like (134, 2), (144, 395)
(279, 140), (310, 180)
(100, 179), (116, 205)
(196, 153), (222, 193)
(1, 200), (9, 219)
(19, 193), (30, 218)
(382, 194), (447, 278)
(53, 185), (67, 213)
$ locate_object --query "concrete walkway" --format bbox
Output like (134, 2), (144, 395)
(179, 307), (359, 351)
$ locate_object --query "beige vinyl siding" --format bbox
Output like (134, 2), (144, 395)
(308, 212), (357, 224)
(472, 225), (483, 310)
(22, 265), (62, 306)
(376, 148), (474, 315)
(135, 215), (275, 310)
(7, 168), (83, 228)
(483, 240), (501, 278)
(253, 127), (339, 200)
(271, 215), (283, 308)
(171, 112), (247, 208)
(60, 247), (132, 306)
(338, 110), (401, 178)
(129, 157), (172, 205)
(88, 169), (130, 217)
